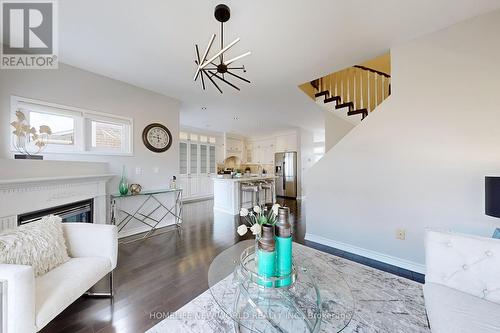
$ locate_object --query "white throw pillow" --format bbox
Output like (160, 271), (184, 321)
(0, 215), (70, 277)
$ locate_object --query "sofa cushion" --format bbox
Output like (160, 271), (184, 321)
(0, 215), (69, 277)
(425, 230), (500, 304)
(35, 257), (111, 330)
(424, 282), (500, 333)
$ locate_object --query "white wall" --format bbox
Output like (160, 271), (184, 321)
(305, 10), (500, 273)
(325, 112), (355, 152)
(0, 63), (180, 191)
(0, 64), (180, 235)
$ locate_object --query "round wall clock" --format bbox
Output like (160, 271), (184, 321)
(142, 123), (173, 153)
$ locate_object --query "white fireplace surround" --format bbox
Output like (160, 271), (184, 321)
(0, 174), (114, 231)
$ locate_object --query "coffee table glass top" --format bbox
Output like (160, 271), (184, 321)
(208, 240), (355, 333)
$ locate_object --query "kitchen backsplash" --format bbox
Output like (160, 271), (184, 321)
(217, 163), (274, 174)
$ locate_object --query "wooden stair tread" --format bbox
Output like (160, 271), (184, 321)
(348, 108), (369, 120)
(347, 108), (367, 115)
(335, 102), (354, 110)
(324, 96), (341, 104)
(314, 91), (329, 98)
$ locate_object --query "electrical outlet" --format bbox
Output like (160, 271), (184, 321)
(153, 167), (160, 174)
(396, 229), (406, 240)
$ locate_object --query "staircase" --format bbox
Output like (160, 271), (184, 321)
(303, 64), (391, 125)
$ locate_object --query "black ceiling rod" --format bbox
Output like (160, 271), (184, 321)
(207, 70), (240, 91)
(194, 58), (206, 90)
(226, 70), (251, 84)
(205, 71), (223, 94)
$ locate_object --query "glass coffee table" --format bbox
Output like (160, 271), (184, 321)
(208, 240), (355, 333)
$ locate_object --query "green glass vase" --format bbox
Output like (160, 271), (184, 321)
(119, 166), (129, 195)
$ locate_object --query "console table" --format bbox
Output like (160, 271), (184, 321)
(111, 188), (183, 244)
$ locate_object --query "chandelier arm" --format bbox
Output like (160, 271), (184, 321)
(193, 34), (216, 81)
(204, 70), (223, 94)
(227, 66), (245, 70)
(195, 45), (201, 64)
(200, 37), (240, 69)
(223, 51), (251, 66)
(195, 47), (203, 87)
(195, 60), (217, 72)
(226, 70), (251, 84)
(200, 68), (206, 90)
(207, 70), (240, 91)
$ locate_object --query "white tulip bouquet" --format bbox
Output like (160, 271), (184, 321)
(237, 203), (281, 237)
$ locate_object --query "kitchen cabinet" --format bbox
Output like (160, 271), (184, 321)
(245, 143), (254, 163)
(224, 136), (244, 160)
(275, 133), (297, 152)
(249, 139), (275, 164)
(179, 140), (216, 200)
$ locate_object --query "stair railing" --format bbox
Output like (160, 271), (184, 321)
(312, 65), (391, 120)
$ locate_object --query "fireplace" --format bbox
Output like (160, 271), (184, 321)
(17, 199), (94, 225)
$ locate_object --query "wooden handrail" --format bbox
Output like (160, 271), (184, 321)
(353, 65), (391, 78)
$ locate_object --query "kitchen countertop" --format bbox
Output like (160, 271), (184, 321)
(212, 175), (277, 182)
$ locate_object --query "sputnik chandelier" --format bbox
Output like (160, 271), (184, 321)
(193, 4), (251, 93)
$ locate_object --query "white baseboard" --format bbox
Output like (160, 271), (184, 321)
(182, 195), (213, 203)
(305, 233), (426, 274)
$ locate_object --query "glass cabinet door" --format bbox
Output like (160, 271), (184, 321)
(190, 143), (198, 175)
(200, 144), (208, 174)
(209, 145), (216, 174)
(179, 142), (188, 175)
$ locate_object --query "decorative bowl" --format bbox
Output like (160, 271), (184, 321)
(129, 183), (142, 195)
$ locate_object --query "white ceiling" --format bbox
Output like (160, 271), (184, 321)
(59, 0), (500, 136)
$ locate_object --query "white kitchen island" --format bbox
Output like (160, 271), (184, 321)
(213, 175), (277, 215)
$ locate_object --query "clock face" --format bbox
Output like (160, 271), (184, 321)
(142, 124), (172, 153)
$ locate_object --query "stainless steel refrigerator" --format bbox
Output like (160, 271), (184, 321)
(275, 152), (297, 198)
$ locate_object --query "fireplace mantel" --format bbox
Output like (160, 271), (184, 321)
(0, 174), (115, 188)
(0, 173), (115, 231)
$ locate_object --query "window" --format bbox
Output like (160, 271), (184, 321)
(89, 118), (131, 153)
(11, 96), (133, 155)
(29, 111), (75, 146)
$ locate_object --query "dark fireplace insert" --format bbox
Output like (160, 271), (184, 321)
(17, 199), (94, 225)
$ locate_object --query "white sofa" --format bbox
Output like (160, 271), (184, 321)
(0, 223), (118, 333)
(424, 230), (500, 333)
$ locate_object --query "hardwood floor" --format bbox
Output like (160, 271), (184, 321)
(41, 198), (304, 333)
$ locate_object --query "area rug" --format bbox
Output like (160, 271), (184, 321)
(147, 242), (430, 333)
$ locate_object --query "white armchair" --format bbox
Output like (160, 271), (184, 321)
(424, 230), (500, 333)
(0, 223), (117, 333)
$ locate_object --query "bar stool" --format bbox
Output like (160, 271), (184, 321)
(240, 182), (259, 209)
(260, 181), (274, 205)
